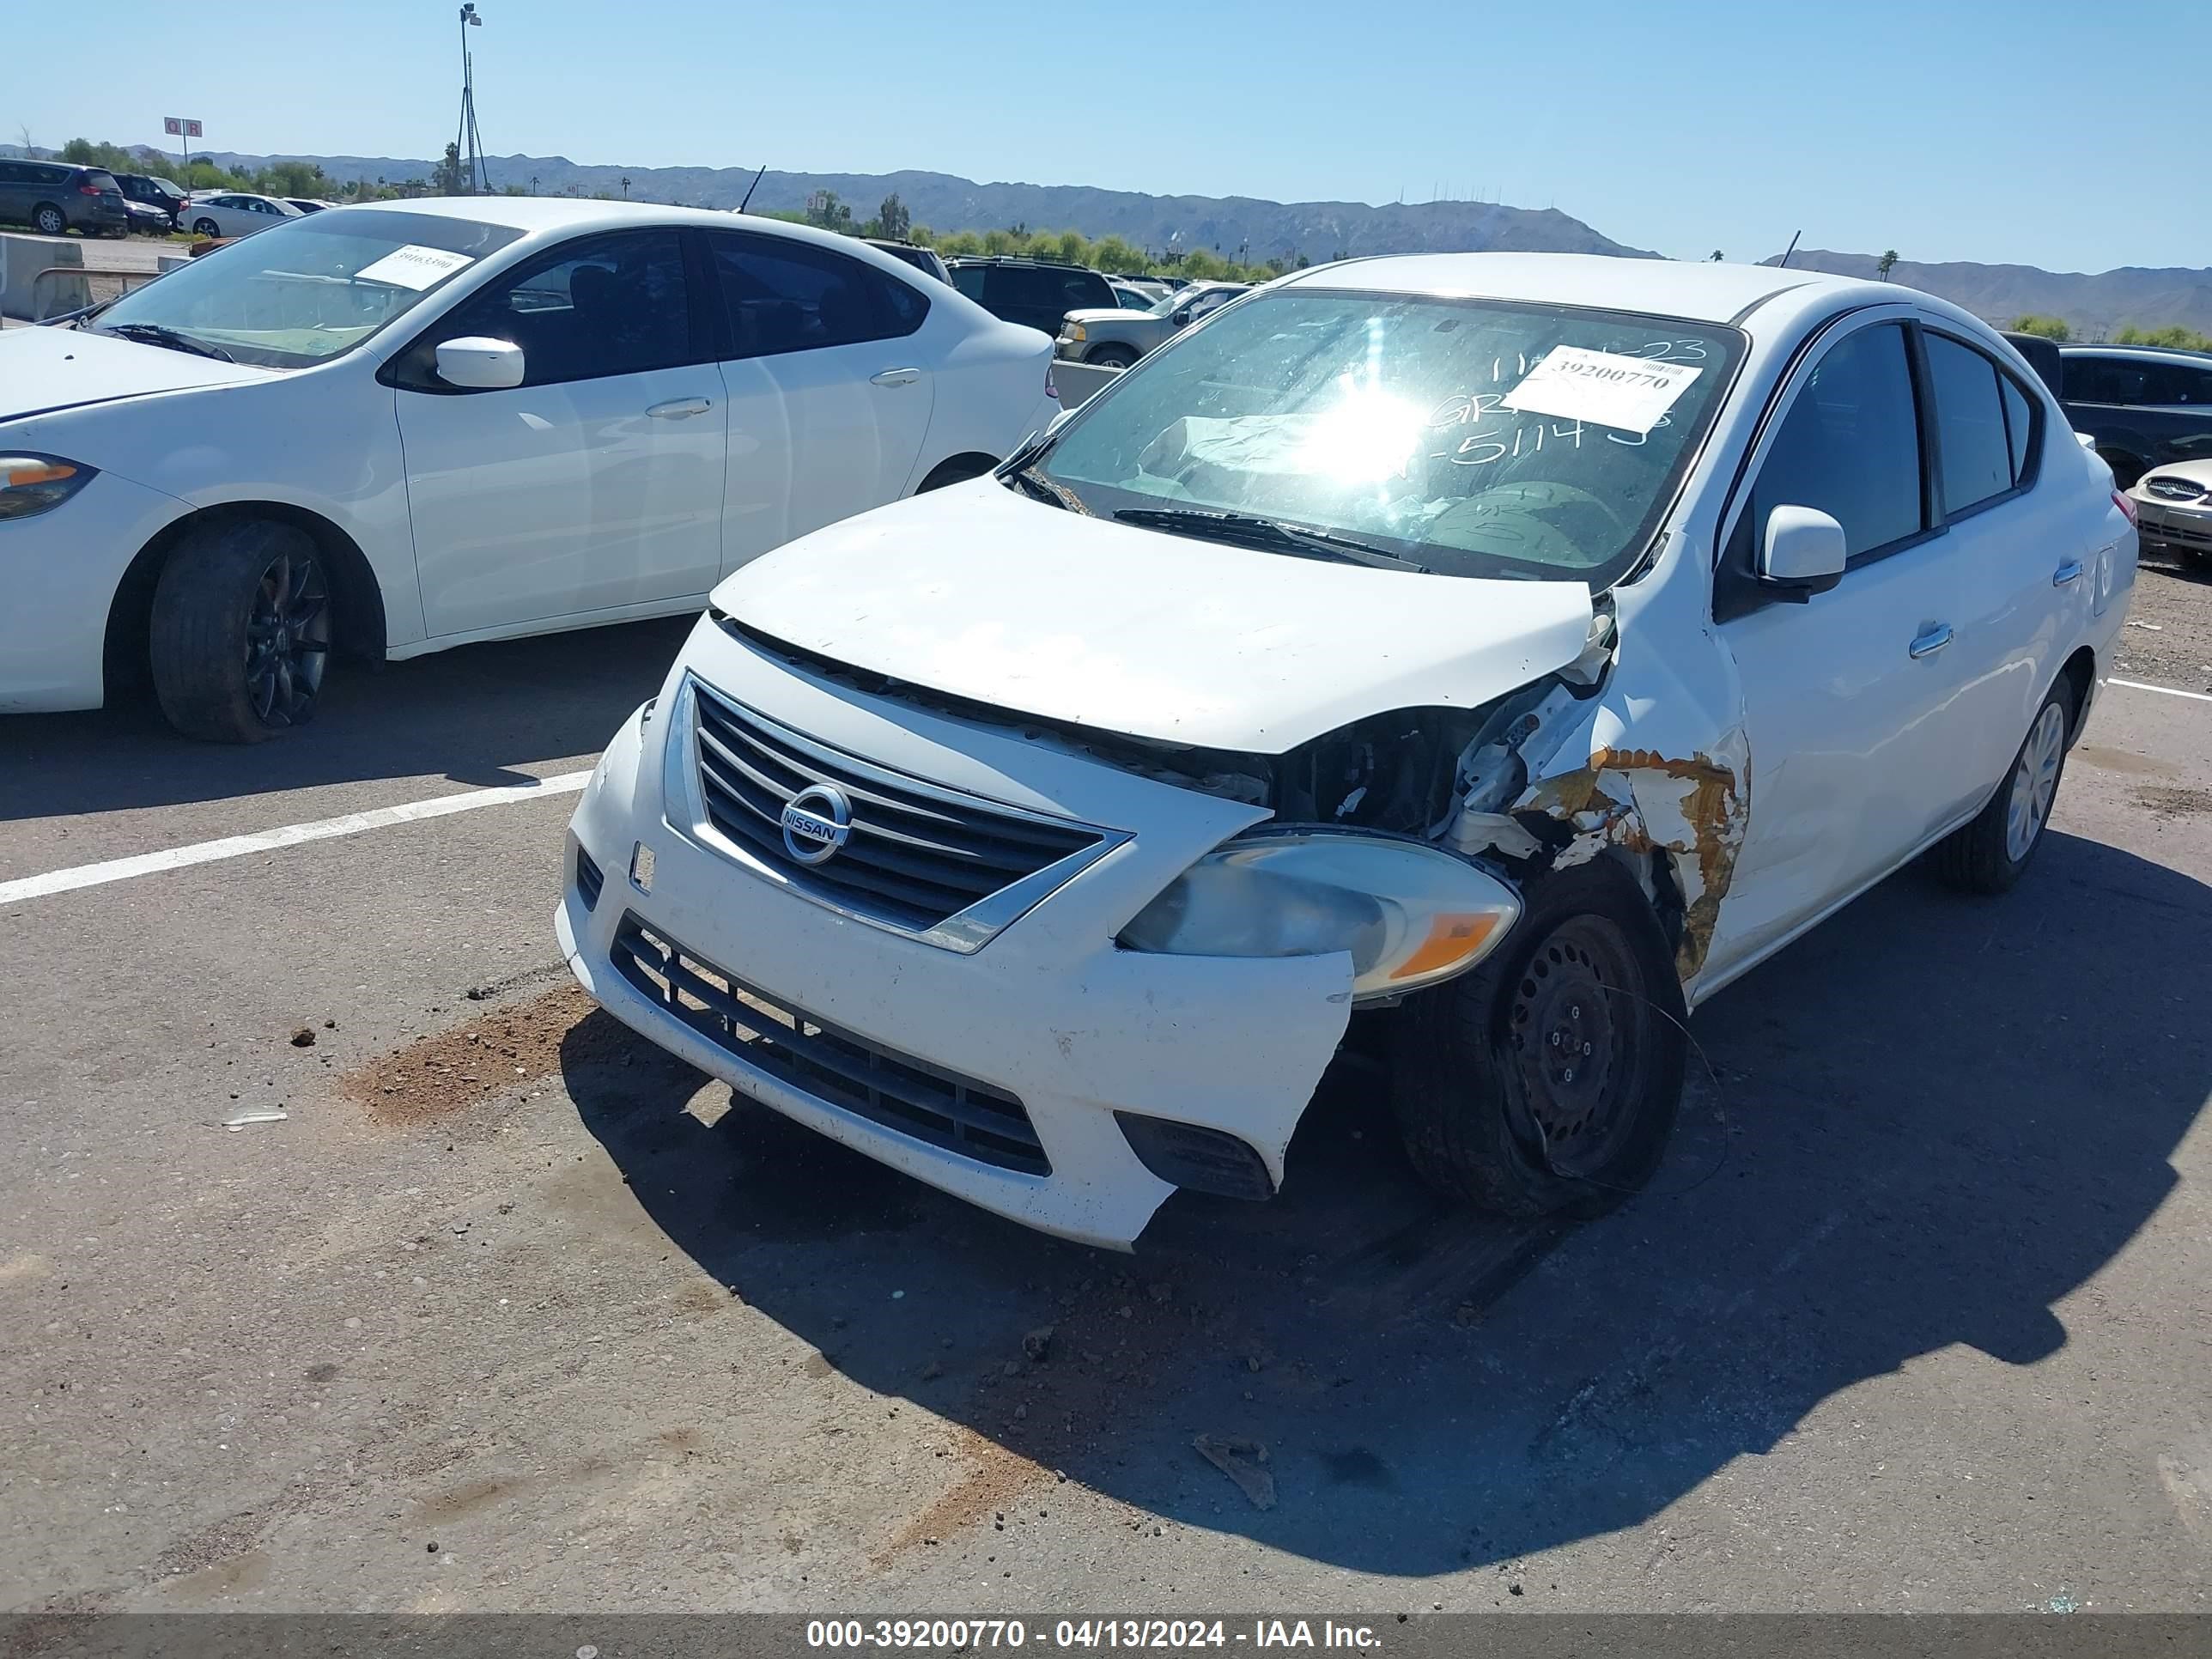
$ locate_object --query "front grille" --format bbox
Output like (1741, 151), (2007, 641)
(690, 683), (1103, 933)
(611, 915), (1049, 1176)
(2144, 477), (2206, 502)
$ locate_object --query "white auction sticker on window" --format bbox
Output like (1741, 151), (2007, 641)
(1500, 345), (1703, 435)
(355, 245), (476, 290)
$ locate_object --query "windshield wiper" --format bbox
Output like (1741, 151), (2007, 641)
(97, 323), (234, 363)
(1113, 507), (1431, 574)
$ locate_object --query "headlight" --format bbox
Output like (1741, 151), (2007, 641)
(0, 455), (97, 521)
(1119, 832), (1521, 1001)
(1066, 323), (1086, 342)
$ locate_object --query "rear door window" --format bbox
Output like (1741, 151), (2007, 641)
(2065, 356), (2145, 404)
(2142, 362), (2212, 405)
(706, 233), (927, 359)
(1925, 334), (2015, 515)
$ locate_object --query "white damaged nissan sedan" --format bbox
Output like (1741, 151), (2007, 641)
(559, 254), (2136, 1248)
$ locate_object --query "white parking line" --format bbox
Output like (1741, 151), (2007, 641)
(2111, 678), (2212, 705)
(0, 770), (593, 908)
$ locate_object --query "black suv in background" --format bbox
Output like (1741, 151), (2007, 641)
(113, 173), (189, 230)
(947, 256), (1117, 337)
(2056, 345), (2212, 486)
(0, 160), (130, 237)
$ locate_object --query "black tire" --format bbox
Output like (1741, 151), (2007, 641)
(149, 520), (332, 744)
(1933, 682), (2073, 895)
(1392, 858), (1687, 1218)
(33, 204), (67, 236)
(1088, 343), (1139, 369)
(193, 216), (221, 238)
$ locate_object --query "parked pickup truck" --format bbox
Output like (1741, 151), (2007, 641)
(1056, 281), (1249, 368)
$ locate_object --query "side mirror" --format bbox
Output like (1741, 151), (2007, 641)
(1758, 505), (1846, 599)
(434, 336), (525, 390)
(1171, 309), (1192, 327)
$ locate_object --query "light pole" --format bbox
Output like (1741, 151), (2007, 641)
(455, 4), (487, 195)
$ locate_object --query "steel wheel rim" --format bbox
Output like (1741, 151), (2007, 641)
(2004, 702), (2067, 863)
(1506, 914), (1653, 1178)
(244, 550), (329, 726)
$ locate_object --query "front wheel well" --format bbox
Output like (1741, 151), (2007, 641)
(105, 503), (386, 701)
(914, 453), (1002, 494)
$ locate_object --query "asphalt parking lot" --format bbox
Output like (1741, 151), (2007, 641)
(3, 572), (2210, 1617)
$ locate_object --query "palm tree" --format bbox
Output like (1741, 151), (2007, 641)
(1877, 249), (1899, 282)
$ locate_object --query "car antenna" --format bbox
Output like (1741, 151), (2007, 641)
(1777, 229), (1802, 270)
(737, 164), (767, 215)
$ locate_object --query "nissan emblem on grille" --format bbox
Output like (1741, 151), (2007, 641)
(780, 783), (854, 866)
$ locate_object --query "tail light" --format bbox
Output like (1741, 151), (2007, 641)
(78, 182), (105, 196)
(2113, 489), (2137, 526)
(1044, 367), (1060, 401)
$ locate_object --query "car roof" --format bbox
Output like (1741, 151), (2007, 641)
(2059, 343), (2212, 363)
(1278, 252), (1862, 325)
(339, 196), (919, 258)
(945, 255), (1095, 270)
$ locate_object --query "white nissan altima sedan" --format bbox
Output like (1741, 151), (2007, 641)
(559, 254), (2136, 1248)
(0, 199), (1058, 739)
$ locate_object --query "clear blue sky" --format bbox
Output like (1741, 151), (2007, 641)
(5, 0), (2200, 273)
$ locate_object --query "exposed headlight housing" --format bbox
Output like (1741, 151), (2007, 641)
(1119, 831), (1521, 1002)
(0, 454), (97, 521)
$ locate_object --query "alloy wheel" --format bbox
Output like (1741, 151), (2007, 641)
(2004, 702), (2067, 863)
(244, 549), (330, 727)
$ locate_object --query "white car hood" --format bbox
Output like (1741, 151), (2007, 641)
(714, 480), (1596, 754)
(0, 325), (267, 425)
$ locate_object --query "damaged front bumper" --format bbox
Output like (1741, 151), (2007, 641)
(556, 618), (1354, 1249)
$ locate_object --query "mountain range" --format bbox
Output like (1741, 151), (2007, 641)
(1760, 250), (2212, 341)
(10, 143), (2205, 336)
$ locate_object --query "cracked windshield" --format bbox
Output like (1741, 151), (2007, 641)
(1037, 294), (1741, 582)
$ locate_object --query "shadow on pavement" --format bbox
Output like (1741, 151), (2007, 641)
(563, 830), (2209, 1574)
(0, 615), (690, 823)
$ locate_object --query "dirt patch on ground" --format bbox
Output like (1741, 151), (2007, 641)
(337, 983), (627, 1127)
(2136, 786), (2212, 822)
(875, 1426), (1051, 1566)
(2075, 744), (2182, 780)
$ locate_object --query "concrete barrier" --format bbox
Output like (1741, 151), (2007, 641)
(0, 234), (86, 320)
(1051, 357), (1123, 410)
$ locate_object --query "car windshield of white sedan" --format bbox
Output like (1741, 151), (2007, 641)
(88, 211), (524, 369)
(1036, 291), (1744, 584)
